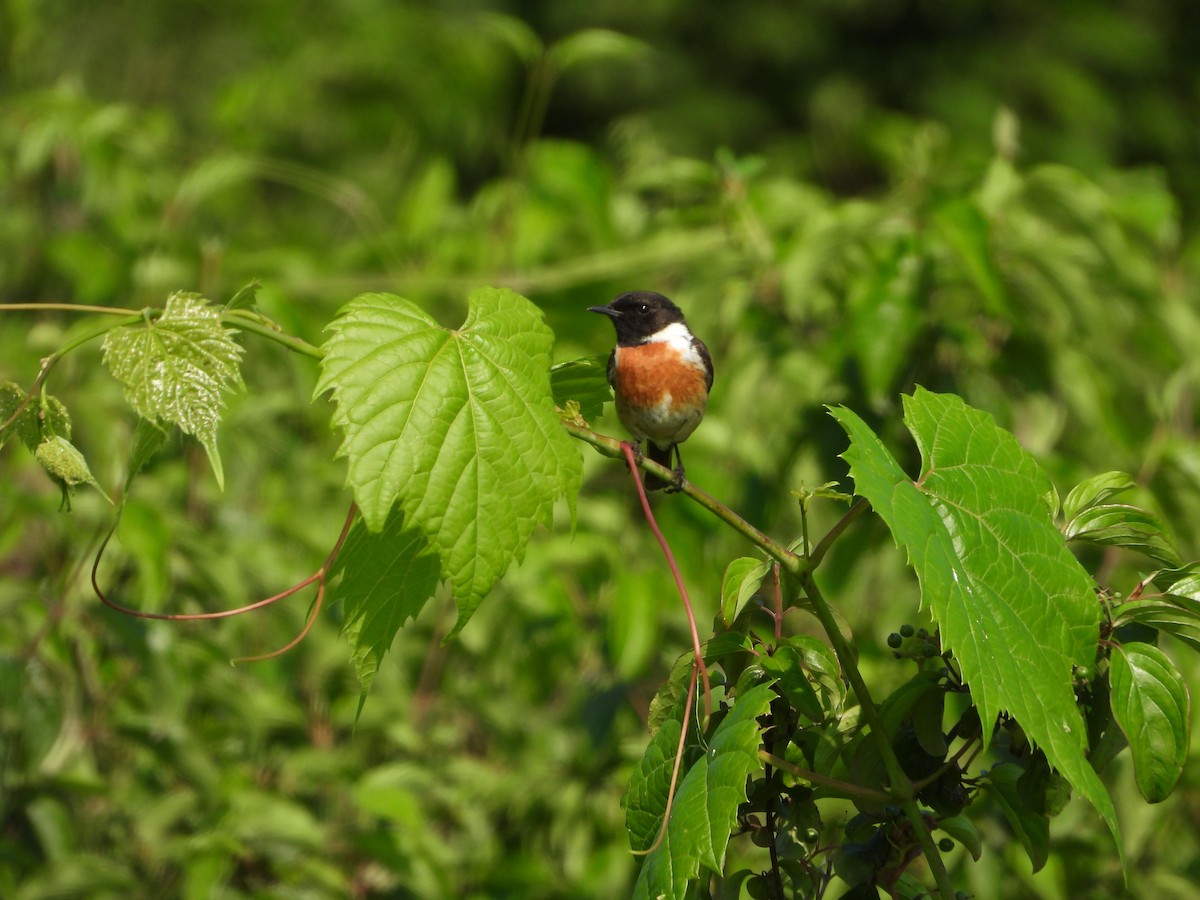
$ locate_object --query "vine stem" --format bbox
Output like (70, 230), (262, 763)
(757, 750), (893, 804)
(621, 442), (712, 720)
(568, 422), (958, 899)
(799, 574), (956, 898)
(562, 422), (802, 572)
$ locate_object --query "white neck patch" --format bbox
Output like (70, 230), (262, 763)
(643, 321), (700, 362)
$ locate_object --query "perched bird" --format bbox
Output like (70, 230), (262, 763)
(589, 291), (713, 491)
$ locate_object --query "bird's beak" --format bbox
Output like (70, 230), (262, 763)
(588, 305), (620, 318)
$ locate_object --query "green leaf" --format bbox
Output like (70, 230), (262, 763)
(35, 436), (111, 503)
(981, 763), (1050, 872)
(624, 711), (686, 853)
(546, 28), (649, 73)
(224, 279), (261, 311)
(1061, 471), (1136, 521)
(932, 198), (1009, 317)
(316, 288), (582, 636)
(102, 292), (245, 489)
(1065, 501), (1176, 571)
(550, 354), (611, 422)
(1064, 503), (1181, 566)
(1109, 642), (1190, 802)
(937, 814), (982, 861)
(632, 683), (774, 900)
(760, 647), (822, 722)
(1, 383), (71, 451)
(846, 237), (923, 404)
(829, 388), (1121, 858)
(331, 509), (441, 693)
(1112, 601), (1200, 654)
(720, 556), (770, 627)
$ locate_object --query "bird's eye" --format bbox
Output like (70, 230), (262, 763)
(636, 303), (650, 315)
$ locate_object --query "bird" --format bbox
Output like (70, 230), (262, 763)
(588, 291), (713, 491)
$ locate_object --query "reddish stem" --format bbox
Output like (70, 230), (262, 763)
(621, 442), (712, 719)
(91, 502), (358, 660)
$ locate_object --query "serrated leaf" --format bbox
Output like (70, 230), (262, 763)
(331, 510), (441, 693)
(550, 354), (611, 422)
(225, 279), (261, 311)
(647, 653), (696, 736)
(1064, 504), (1180, 566)
(721, 557), (770, 627)
(35, 436), (111, 503)
(633, 683), (774, 900)
(624, 712), (686, 852)
(1109, 642), (1190, 802)
(315, 288), (582, 636)
(102, 292), (244, 489)
(1061, 471), (1136, 521)
(982, 763), (1050, 872)
(829, 388), (1121, 859)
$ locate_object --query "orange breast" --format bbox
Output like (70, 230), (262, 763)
(613, 343), (709, 444)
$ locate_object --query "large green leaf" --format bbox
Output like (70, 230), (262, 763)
(1109, 642), (1190, 803)
(332, 509), (441, 692)
(102, 292), (244, 489)
(632, 683), (774, 900)
(829, 388), (1121, 857)
(316, 288), (582, 634)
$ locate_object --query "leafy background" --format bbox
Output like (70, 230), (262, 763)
(2, 1), (1199, 896)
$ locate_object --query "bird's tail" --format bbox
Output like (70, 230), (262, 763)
(643, 442), (675, 491)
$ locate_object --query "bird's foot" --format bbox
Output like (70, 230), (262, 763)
(664, 466), (686, 493)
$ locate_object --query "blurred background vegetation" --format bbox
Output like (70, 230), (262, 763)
(2, 1), (1199, 896)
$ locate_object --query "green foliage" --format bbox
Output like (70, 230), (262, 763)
(4, 4), (1200, 896)
(332, 510), (441, 693)
(316, 288), (581, 635)
(831, 390), (1119, 852)
(631, 683), (775, 900)
(102, 292), (245, 489)
(1109, 642), (1190, 803)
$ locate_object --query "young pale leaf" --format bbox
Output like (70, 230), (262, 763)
(981, 763), (1050, 872)
(550, 355), (611, 422)
(316, 289), (582, 636)
(1109, 642), (1190, 803)
(720, 556), (770, 627)
(332, 510), (441, 693)
(1061, 471), (1136, 521)
(1, 383), (71, 451)
(829, 388), (1121, 859)
(35, 436), (111, 503)
(102, 292), (244, 489)
(633, 683), (774, 900)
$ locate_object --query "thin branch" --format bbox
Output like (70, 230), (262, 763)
(798, 574), (956, 899)
(809, 498), (870, 570)
(563, 422), (803, 573)
(758, 750), (893, 804)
